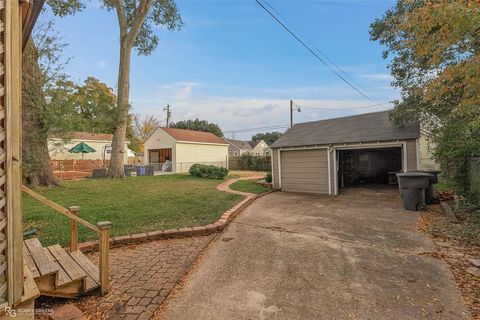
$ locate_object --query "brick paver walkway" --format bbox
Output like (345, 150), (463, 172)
(73, 235), (215, 319)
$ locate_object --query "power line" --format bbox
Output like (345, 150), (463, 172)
(261, 0), (369, 93)
(224, 124), (290, 134)
(255, 0), (376, 103)
(299, 101), (392, 111)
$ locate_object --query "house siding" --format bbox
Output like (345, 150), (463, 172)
(175, 142), (228, 173)
(406, 139), (418, 171)
(49, 138), (129, 164)
(418, 133), (439, 170)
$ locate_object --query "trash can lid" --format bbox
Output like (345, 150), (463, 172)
(396, 172), (432, 177)
(412, 169), (441, 174)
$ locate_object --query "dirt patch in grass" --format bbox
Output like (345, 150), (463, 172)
(420, 200), (480, 318)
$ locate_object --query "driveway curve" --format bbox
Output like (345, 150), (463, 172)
(162, 188), (469, 320)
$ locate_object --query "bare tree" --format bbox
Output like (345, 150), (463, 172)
(134, 114), (162, 150)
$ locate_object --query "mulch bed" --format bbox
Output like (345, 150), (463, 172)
(419, 199), (480, 319)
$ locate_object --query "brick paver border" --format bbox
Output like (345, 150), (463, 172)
(78, 176), (273, 253)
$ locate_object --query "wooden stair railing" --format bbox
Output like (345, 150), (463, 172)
(22, 185), (112, 296)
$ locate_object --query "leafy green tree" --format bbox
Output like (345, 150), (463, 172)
(251, 132), (282, 146)
(370, 0), (480, 191)
(171, 119), (223, 137)
(71, 77), (117, 133)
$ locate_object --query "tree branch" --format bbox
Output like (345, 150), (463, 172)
(114, 0), (128, 40)
(125, 0), (154, 47)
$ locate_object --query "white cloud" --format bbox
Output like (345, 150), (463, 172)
(129, 81), (399, 140)
(97, 60), (108, 69)
(360, 73), (393, 81)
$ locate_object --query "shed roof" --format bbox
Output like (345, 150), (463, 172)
(226, 139), (254, 150)
(271, 110), (420, 148)
(161, 127), (228, 145)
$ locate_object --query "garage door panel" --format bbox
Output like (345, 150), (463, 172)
(281, 172), (328, 179)
(280, 149), (329, 194)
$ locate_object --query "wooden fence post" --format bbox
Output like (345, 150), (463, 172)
(97, 221), (112, 296)
(68, 206), (79, 252)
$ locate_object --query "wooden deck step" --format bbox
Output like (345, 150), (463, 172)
(47, 245), (88, 286)
(23, 245), (40, 278)
(24, 238), (58, 277)
(24, 238), (100, 297)
(42, 247), (71, 288)
(69, 250), (100, 292)
(21, 264), (40, 303)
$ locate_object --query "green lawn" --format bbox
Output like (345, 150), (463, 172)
(229, 179), (271, 195)
(23, 175), (243, 246)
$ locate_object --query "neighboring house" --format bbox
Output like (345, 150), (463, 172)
(227, 139), (271, 156)
(48, 132), (130, 164)
(249, 140), (271, 156)
(226, 139), (253, 156)
(270, 110), (437, 195)
(143, 127), (229, 173)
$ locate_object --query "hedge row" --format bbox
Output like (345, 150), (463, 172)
(189, 164), (229, 179)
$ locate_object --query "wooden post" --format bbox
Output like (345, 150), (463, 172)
(5, 0), (24, 305)
(68, 206), (79, 252)
(97, 221), (112, 296)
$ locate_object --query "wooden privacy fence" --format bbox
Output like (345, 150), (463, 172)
(51, 159), (109, 172)
(229, 156), (271, 171)
(22, 186), (112, 296)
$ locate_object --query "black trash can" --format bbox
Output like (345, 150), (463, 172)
(396, 172), (431, 211)
(124, 165), (135, 177)
(412, 170), (441, 204)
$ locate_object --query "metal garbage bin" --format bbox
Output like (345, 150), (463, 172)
(396, 172), (431, 211)
(412, 170), (441, 204)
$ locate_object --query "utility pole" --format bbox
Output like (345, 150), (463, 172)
(163, 104), (171, 127)
(290, 99), (293, 128)
(290, 99), (301, 127)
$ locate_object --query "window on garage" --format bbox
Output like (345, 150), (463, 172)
(338, 147), (402, 188)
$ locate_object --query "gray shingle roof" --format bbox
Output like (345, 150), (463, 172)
(226, 139), (253, 150)
(271, 110), (420, 148)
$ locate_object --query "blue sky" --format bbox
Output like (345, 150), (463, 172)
(43, 0), (398, 139)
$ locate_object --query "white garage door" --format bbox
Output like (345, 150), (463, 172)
(280, 149), (329, 194)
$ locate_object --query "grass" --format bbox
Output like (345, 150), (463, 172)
(23, 174), (243, 246)
(229, 179), (270, 195)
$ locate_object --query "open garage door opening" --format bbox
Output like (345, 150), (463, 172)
(338, 147), (402, 189)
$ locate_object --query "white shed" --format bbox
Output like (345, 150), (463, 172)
(143, 127), (229, 173)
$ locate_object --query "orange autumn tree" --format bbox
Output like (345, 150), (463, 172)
(370, 0), (480, 192)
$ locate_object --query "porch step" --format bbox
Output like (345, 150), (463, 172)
(23, 238), (100, 298)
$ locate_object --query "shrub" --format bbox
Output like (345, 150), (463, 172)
(265, 172), (272, 183)
(189, 164), (228, 179)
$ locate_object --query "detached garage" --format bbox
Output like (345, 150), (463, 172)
(271, 111), (433, 195)
(144, 127), (229, 173)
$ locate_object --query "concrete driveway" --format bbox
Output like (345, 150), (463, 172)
(162, 188), (469, 319)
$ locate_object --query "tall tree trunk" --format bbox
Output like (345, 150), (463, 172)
(22, 41), (58, 186)
(108, 41), (132, 178)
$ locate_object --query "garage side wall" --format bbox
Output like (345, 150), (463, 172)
(175, 143), (229, 173)
(406, 139), (418, 171)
